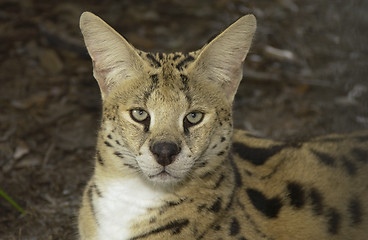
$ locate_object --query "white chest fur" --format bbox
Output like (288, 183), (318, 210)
(95, 177), (165, 240)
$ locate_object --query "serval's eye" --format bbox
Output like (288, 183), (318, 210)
(130, 109), (149, 122)
(184, 112), (204, 127)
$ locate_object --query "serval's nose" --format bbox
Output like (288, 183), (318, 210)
(150, 141), (181, 166)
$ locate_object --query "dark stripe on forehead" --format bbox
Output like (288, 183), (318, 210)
(150, 74), (159, 83)
(172, 54), (181, 61)
(180, 74), (189, 85)
(176, 55), (195, 70)
(180, 74), (190, 92)
(178, 73), (192, 104)
(146, 53), (161, 68)
(143, 74), (160, 102)
(158, 52), (164, 60)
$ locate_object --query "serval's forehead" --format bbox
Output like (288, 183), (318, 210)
(134, 51), (201, 103)
(143, 70), (191, 110)
(138, 51), (199, 72)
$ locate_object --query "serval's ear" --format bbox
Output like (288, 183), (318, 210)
(80, 12), (144, 99)
(191, 15), (256, 102)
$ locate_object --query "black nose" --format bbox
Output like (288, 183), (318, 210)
(150, 142), (181, 166)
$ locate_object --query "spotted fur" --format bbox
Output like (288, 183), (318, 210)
(78, 12), (368, 240)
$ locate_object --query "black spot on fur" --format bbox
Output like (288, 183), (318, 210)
(213, 225), (221, 231)
(349, 198), (362, 225)
(230, 217), (240, 236)
(114, 151), (124, 159)
(342, 157), (357, 176)
(88, 185), (93, 200)
(146, 53), (161, 68)
(115, 140), (121, 146)
(221, 137), (226, 142)
(214, 174), (225, 189)
(230, 156), (243, 187)
(107, 134), (112, 139)
(197, 161), (208, 169)
(87, 185), (96, 220)
(150, 74), (159, 83)
(210, 197), (222, 213)
(217, 151), (225, 156)
(197, 204), (207, 212)
(176, 55), (195, 70)
(246, 188), (282, 218)
(311, 149), (335, 166)
(180, 74), (189, 85)
(130, 219), (189, 240)
(351, 148), (368, 163)
(104, 141), (113, 148)
(287, 182), (305, 209)
(96, 151), (104, 166)
(93, 184), (103, 197)
(165, 198), (186, 208)
(232, 142), (285, 166)
(124, 163), (138, 169)
(310, 188), (324, 215)
(326, 208), (340, 234)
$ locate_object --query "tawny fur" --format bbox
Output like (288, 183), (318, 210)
(78, 12), (368, 240)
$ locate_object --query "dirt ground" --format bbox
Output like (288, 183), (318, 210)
(0, 0), (367, 239)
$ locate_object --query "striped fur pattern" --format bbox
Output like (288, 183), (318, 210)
(78, 12), (368, 240)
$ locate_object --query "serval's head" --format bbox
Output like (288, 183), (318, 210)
(80, 12), (256, 188)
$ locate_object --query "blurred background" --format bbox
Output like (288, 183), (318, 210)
(0, 0), (367, 239)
